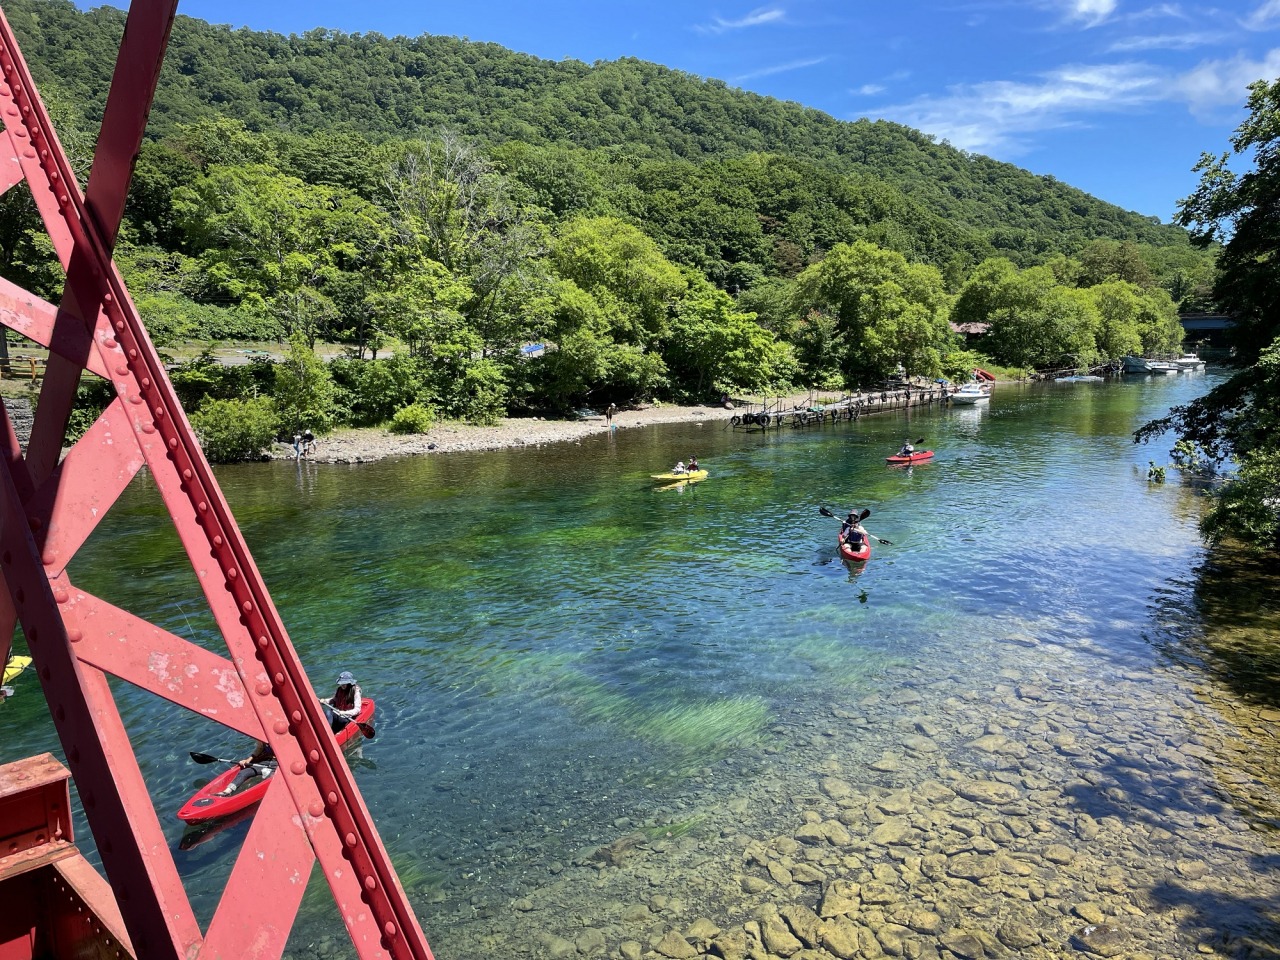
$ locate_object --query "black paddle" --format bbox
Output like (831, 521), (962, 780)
(818, 506), (894, 545)
(190, 752), (241, 765)
(321, 699), (376, 740)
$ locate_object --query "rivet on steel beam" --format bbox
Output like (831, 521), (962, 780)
(257, 636), (269, 648)
(364, 876), (376, 890)
(290, 760), (306, 775)
(182, 469), (192, 480)
(114, 320), (124, 331)
(115, 365), (128, 376)
(273, 719), (288, 735)
(49, 169), (58, 181)
(22, 148), (34, 160)
(42, 550), (56, 566)
(103, 292), (114, 304)
(103, 337), (116, 349)
(256, 682), (271, 696)
(128, 394), (142, 404)
(28, 516), (41, 529)
(226, 568), (237, 580)
(140, 423), (156, 434)
(127, 348), (137, 358)
(384, 922), (397, 938)
(169, 438), (178, 449)
(214, 535), (225, 547)
(309, 800), (324, 817)
(291, 710), (302, 723)
(197, 501), (207, 512)
(327, 791), (338, 805)
(67, 629), (81, 642)
(53, 588), (67, 604)
(345, 832), (356, 847)
(141, 377), (150, 388)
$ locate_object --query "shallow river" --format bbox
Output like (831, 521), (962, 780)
(5, 369), (1280, 960)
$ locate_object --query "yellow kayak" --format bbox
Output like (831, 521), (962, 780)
(650, 469), (708, 482)
(4, 654), (32, 685)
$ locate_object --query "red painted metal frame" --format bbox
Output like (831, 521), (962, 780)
(0, 3), (434, 958)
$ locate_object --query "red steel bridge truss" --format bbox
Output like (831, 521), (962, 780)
(0, 2), (435, 957)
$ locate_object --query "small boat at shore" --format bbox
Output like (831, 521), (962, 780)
(949, 382), (990, 405)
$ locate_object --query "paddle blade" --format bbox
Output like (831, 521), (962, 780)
(878, 538), (893, 546)
(190, 752), (227, 765)
(818, 506), (836, 518)
(859, 508), (871, 520)
(358, 721), (376, 740)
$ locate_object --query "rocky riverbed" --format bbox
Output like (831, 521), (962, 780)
(291, 631), (1280, 960)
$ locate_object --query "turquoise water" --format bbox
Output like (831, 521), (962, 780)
(6, 369), (1273, 955)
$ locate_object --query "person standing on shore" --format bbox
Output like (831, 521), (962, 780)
(606, 403), (616, 427)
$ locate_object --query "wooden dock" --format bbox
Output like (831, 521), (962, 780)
(729, 381), (950, 430)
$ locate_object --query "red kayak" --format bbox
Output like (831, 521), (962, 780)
(886, 450), (934, 465)
(838, 533), (871, 563)
(177, 698), (374, 823)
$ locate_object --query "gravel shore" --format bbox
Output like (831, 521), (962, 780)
(276, 399), (804, 463)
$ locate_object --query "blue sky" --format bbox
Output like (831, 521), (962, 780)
(103, 1), (1280, 222)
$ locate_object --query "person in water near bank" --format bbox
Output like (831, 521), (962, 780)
(215, 739), (276, 796)
(320, 671), (362, 732)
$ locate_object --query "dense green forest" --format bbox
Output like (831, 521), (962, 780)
(0, 0), (1217, 460)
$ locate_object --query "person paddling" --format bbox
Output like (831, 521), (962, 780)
(898, 439), (915, 458)
(321, 671), (363, 732)
(214, 739), (276, 796)
(688, 456), (699, 472)
(840, 510), (871, 549)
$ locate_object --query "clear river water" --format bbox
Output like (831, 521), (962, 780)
(4, 368), (1280, 960)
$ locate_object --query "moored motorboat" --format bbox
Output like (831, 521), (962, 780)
(949, 382), (989, 405)
(886, 450), (934, 465)
(177, 698), (374, 823)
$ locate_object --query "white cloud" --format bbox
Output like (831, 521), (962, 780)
(870, 63), (1163, 155)
(851, 83), (886, 95)
(1176, 47), (1280, 114)
(1061, 0), (1119, 27)
(733, 57), (827, 81)
(1244, 0), (1280, 29)
(696, 6), (785, 35)
(1107, 31), (1223, 52)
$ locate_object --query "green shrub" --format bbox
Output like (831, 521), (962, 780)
(388, 402), (437, 434)
(330, 353), (427, 425)
(191, 396), (278, 462)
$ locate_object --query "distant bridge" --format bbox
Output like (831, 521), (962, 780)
(1180, 312), (1233, 333)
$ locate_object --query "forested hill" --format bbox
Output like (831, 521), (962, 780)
(9, 0), (1182, 250)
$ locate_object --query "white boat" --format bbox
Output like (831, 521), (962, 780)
(950, 382), (990, 405)
(1055, 375), (1103, 382)
(1174, 353), (1206, 371)
(1123, 355), (1179, 374)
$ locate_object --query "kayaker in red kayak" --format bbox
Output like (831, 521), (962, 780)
(321, 671), (363, 733)
(841, 510), (871, 548)
(897, 439), (915, 458)
(214, 739), (276, 797)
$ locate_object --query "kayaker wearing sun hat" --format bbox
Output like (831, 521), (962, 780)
(320, 670), (362, 732)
